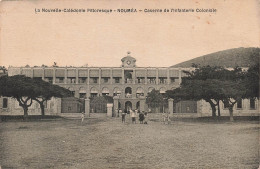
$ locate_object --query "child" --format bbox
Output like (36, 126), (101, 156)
(121, 111), (126, 123)
(144, 112), (148, 124)
(81, 112), (85, 123)
(139, 111), (145, 124)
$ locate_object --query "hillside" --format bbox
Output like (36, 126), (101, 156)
(171, 47), (260, 68)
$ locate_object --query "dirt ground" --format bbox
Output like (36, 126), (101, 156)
(0, 114), (259, 169)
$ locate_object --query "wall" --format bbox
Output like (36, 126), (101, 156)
(0, 97), (61, 116)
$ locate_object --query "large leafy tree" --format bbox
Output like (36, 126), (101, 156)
(168, 64), (250, 121)
(0, 75), (71, 117)
(32, 78), (71, 116)
(146, 89), (167, 112)
(166, 79), (223, 117)
(0, 75), (37, 117)
(243, 63), (259, 99)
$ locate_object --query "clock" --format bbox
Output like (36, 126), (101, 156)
(126, 60), (131, 65)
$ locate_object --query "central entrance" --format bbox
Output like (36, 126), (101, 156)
(125, 101), (132, 112)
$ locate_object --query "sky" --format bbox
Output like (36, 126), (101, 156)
(0, 0), (259, 68)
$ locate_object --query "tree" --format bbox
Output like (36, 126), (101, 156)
(32, 78), (72, 116)
(243, 63), (259, 99)
(166, 79), (223, 117)
(0, 75), (72, 117)
(218, 80), (247, 121)
(146, 89), (166, 113)
(0, 75), (37, 117)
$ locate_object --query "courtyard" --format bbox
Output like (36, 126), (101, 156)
(0, 114), (259, 169)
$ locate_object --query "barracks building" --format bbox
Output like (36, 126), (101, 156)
(0, 52), (259, 117)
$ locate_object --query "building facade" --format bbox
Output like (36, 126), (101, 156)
(1, 52), (259, 116)
(7, 52), (191, 112)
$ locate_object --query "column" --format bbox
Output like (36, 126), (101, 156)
(167, 68), (170, 85)
(110, 68), (113, 84)
(85, 98), (90, 117)
(76, 68), (79, 84)
(133, 68), (136, 84)
(42, 68), (45, 80)
(107, 103), (113, 117)
(53, 68), (56, 84)
(113, 96), (119, 117)
(64, 68), (67, 84)
(31, 68), (34, 78)
(122, 68), (125, 84)
(140, 97), (145, 112)
(156, 68), (159, 85)
(87, 69), (90, 98)
(178, 68), (182, 84)
(168, 98), (174, 114)
(145, 68), (148, 84)
(99, 68), (101, 96)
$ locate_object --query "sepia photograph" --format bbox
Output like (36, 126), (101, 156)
(0, 0), (259, 168)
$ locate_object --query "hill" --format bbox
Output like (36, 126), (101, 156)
(171, 47), (260, 68)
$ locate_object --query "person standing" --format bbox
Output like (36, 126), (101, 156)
(130, 109), (136, 124)
(144, 112), (148, 124)
(121, 110), (126, 123)
(81, 112), (85, 123)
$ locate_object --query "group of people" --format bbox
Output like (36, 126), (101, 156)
(121, 108), (148, 124)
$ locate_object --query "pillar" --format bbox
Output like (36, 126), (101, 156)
(140, 97), (145, 112)
(168, 98), (174, 114)
(122, 68), (125, 84)
(85, 98), (90, 117)
(76, 68), (79, 84)
(53, 68), (56, 84)
(107, 103), (113, 117)
(113, 96), (119, 110)
(167, 68), (170, 85)
(178, 68), (182, 85)
(64, 68), (67, 84)
(156, 68), (159, 85)
(110, 68), (113, 84)
(113, 96), (119, 117)
(145, 68), (148, 84)
(133, 68), (136, 84)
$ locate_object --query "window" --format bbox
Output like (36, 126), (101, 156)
(43, 100), (48, 108)
(45, 77), (53, 84)
(78, 77), (87, 84)
(90, 77), (98, 84)
(159, 77), (167, 84)
(136, 77), (145, 84)
(250, 98), (256, 109)
(170, 77), (178, 83)
(91, 93), (98, 97)
(148, 77), (156, 84)
(67, 77), (76, 84)
(114, 77), (120, 83)
(223, 102), (229, 109)
(80, 93), (86, 98)
(3, 98), (8, 108)
(237, 99), (242, 109)
(103, 77), (109, 83)
(55, 77), (64, 83)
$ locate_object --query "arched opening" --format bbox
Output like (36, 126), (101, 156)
(125, 87), (132, 98)
(79, 87), (87, 99)
(68, 87), (75, 96)
(125, 101), (132, 113)
(90, 87), (98, 97)
(136, 101), (140, 110)
(124, 70), (133, 84)
(113, 87), (122, 97)
(159, 87), (166, 96)
(148, 87), (155, 93)
(102, 87), (109, 96)
(136, 87), (144, 98)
